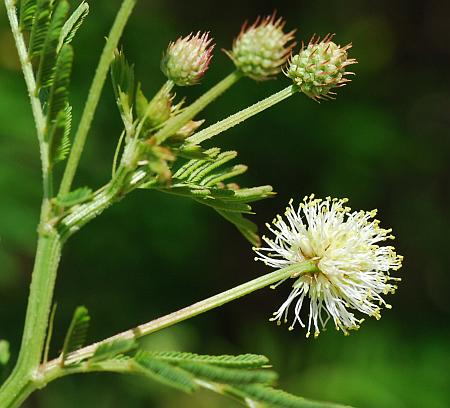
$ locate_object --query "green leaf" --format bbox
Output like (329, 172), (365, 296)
(194, 197), (252, 214)
(184, 151), (238, 183)
(28, 0), (52, 57)
(46, 43), (72, 123)
(147, 352), (269, 369)
(221, 186), (274, 203)
(19, 0), (37, 31)
(233, 384), (350, 408)
(179, 361), (278, 385)
(61, 306), (90, 364)
(173, 144), (211, 160)
(156, 147), (274, 244)
(90, 339), (137, 364)
(134, 352), (198, 393)
(0, 340), (10, 366)
(53, 104), (72, 162)
(46, 44), (73, 163)
(135, 84), (148, 122)
(111, 48), (135, 117)
(58, 1), (89, 51)
(199, 164), (247, 187)
(56, 186), (92, 207)
(216, 209), (260, 246)
(36, 0), (70, 89)
(172, 147), (220, 180)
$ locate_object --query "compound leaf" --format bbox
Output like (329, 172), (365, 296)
(61, 306), (90, 364)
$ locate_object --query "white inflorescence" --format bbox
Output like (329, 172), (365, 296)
(254, 195), (403, 338)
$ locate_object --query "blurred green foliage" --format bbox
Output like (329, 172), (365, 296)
(1, 0), (449, 407)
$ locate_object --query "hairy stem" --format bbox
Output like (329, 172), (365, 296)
(46, 261), (318, 367)
(59, 0), (137, 196)
(0, 231), (62, 408)
(4, 0), (52, 199)
(186, 84), (298, 145)
(154, 70), (243, 144)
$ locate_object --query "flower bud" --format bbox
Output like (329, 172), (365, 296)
(286, 34), (357, 100)
(161, 32), (215, 86)
(227, 14), (295, 81)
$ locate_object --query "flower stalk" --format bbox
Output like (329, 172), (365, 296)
(186, 84), (298, 145)
(45, 260), (318, 368)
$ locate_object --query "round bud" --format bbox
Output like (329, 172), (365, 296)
(227, 14), (295, 81)
(161, 32), (215, 86)
(286, 34), (357, 100)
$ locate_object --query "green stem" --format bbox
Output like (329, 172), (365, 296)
(154, 70), (243, 144)
(5, 0), (52, 199)
(186, 84), (298, 145)
(59, 0), (137, 196)
(0, 231), (62, 408)
(46, 261), (318, 368)
(58, 167), (129, 239)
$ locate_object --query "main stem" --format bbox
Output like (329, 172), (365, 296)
(0, 163), (134, 407)
(59, 0), (137, 196)
(0, 231), (62, 408)
(48, 261), (318, 367)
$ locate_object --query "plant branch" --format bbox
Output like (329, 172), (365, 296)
(186, 84), (298, 145)
(45, 261), (318, 368)
(59, 0), (137, 196)
(5, 0), (52, 198)
(154, 70), (243, 144)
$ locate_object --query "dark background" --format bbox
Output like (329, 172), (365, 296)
(0, 0), (449, 407)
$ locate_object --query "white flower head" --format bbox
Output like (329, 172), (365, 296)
(254, 195), (403, 338)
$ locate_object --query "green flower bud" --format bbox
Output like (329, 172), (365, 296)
(286, 34), (357, 100)
(161, 32), (215, 86)
(227, 14), (295, 81)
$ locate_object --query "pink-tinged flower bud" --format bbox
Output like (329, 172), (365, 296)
(227, 14), (296, 81)
(161, 32), (215, 86)
(286, 34), (357, 101)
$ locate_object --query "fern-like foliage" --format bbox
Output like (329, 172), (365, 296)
(145, 351), (269, 368)
(28, 0), (52, 56)
(84, 350), (348, 408)
(17, 0), (89, 168)
(156, 148), (274, 245)
(110, 49), (135, 127)
(58, 1), (89, 51)
(36, 0), (69, 89)
(61, 306), (90, 365)
(134, 352), (198, 393)
(19, 0), (37, 31)
(46, 44), (73, 163)
(90, 339), (137, 364)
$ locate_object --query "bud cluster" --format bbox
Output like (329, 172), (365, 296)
(161, 31), (215, 86)
(286, 34), (357, 100)
(227, 14), (295, 81)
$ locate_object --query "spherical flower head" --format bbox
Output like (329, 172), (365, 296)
(227, 14), (296, 81)
(254, 196), (403, 338)
(161, 32), (215, 86)
(286, 34), (357, 100)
